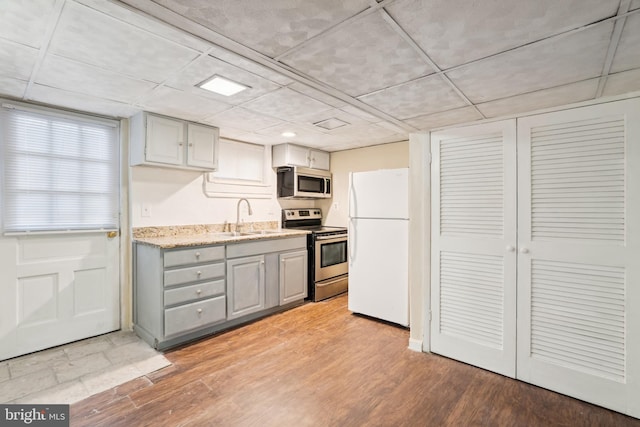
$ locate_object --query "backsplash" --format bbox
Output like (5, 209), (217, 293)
(133, 221), (279, 238)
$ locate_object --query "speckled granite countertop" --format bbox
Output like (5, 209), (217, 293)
(134, 228), (310, 249)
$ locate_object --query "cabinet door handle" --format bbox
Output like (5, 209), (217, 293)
(196, 271), (202, 276)
(519, 247), (530, 254)
(195, 252), (201, 258)
(196, 289), (202, 295)
(178, 142), (183, 146)
(188, 143), (193, 147)
(506, 245), (515, 252)
(197, 308), (203, 314)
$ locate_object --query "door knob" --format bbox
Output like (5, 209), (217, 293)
(519, 247), (530, 254)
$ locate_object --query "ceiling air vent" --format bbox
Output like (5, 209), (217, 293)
(314, 118), (349, 130)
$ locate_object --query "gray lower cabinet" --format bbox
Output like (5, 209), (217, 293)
(226, 255), (266, 320)
(133, 243), (226, 349)
(133, 235), (308, 350)
(280, 250), (308, 305)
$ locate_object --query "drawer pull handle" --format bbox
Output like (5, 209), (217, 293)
(195, 252), (201, 258)
(196, 289), (202, 295)
(196, 271), (202, 276)
(197, 308), (203, 314)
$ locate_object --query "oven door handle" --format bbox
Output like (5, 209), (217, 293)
(315, 234), (347, 241)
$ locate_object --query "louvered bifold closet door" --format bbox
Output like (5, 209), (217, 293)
(516, 99), (640, 417)
(431, 120), (517, 377)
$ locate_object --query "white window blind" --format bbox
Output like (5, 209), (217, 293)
(1, 104), (119, 233)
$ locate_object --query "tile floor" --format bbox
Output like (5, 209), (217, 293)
(0, 331), (171, 404)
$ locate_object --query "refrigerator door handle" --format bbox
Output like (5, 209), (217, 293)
(348, 218), (356, 266)
(349, 174), (356, 219)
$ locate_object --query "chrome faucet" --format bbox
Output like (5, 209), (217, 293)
(236, 198), (253, 232)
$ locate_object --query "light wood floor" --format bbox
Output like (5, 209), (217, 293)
(71, 294), (640, 426)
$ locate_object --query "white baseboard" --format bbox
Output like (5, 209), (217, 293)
(408, 338), (423, 352)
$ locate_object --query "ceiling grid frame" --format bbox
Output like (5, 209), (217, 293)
(23, 0), (67, 100)
(596, 0), (632, 97)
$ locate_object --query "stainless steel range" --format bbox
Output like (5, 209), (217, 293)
(282, 209), (348, 302)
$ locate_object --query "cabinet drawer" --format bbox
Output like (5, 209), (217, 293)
(164, 279), (225, 307)
(164, 296), (226, 337)
(164, 246), (224, 268)
(164, 262), (225, 287)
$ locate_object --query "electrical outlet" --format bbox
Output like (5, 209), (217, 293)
(141, 204), (151, 217)
(333, 202), (339, 211)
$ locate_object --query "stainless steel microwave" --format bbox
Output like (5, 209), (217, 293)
(277, 166), (332, 199)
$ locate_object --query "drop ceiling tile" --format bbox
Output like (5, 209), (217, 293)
(281, 12), (433, 96)
(48, 2), (199, 83)
(76, 0), (210, 52)
(141, 86), (231, 122)
(152, 0), (371, 57)
(218, 127), (253, 141)
(28, 84), (140, 118)
(165, 55), (281, 105)
(339, 105), (381, 123)
(404, 106), (483, 131)
(386, 0), (619, 70)
(37, 55), (157, 103)
(207, 45), (293, 86)
(287, 82), (347, 108)
(632, 0), (640, 10)
(0, 0), (56, 48)
(241, 87), (333, 122)
(0, 39), (38, 81)
(298, 108), (369, 130)
(611, 13), (640, 73)
(255, 122), (327, 145)
(446, 23), (613, 104)
(603, 69), (640, 97)
(0, 77), (27, 98)
(477, 79), (599, 118)
(204, 107), (283, 132)
(358, 74), (467, 120)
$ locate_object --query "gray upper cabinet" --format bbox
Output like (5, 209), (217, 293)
(130, 112), (219, 171)
(272, 143), (330, 170)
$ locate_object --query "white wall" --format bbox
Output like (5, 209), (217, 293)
(130, 166), (316, 228)
(319, 141), (410, 227)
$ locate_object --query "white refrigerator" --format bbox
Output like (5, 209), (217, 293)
(348, 168), (409, 326)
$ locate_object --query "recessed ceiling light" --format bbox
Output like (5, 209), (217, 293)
(197, 75), (250, 96)
(282, 131), (296, 138)
(314, 118), (349, 130)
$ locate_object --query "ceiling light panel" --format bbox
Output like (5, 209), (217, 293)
(167, 55), (280, 104)
(198, 75), (250, 96)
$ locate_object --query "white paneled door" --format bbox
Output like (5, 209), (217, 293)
(0, 233), (120, 361)
(429, 98), (640, 417)
(430, 120), (517, 377)
(516, 99), (640, 417)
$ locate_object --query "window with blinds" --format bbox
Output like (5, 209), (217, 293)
(1, 103), (120, 233)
